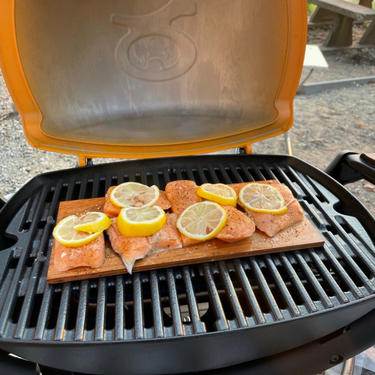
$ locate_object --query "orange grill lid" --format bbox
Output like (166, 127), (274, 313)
(0, 0), (307, 160)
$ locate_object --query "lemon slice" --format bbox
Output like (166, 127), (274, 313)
(117, 206), (166, 237)
(197, 183), (237, 207)
(176, 201), (227, 241)
(53, 215), (103, 247)
(238, 183), (288, 215)
(110, 182), (160, 208)
(73, 212), (111, 233)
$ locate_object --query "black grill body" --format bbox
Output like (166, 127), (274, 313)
(0, 154), (375, 374)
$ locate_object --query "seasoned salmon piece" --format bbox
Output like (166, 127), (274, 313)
(180, 234), (202, 247)
(103, 186), (121, 217)
(241, 183), (304, 237)
(106, 218), (151, 274)
(165, 180), (203, 215)
(103, 186), (171, 217)
(155, 190), (172, 210)
(54, 234), (105, 272)
(216, 205), (255, 242)
(148, 213), (182, 253)
(178, 206), (255, 246)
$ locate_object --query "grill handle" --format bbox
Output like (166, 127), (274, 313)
(325, 151), (375, 185)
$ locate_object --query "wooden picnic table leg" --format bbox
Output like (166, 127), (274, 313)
(360, 19), (375, 43)
(324, 14), (354, 47)
(310, 6), (334, 23)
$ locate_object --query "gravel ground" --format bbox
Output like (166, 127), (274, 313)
(1, 22), (375, 216)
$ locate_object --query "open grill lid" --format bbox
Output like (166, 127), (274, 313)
(0, 0), (306, 161)
(0, 155), (375, 374)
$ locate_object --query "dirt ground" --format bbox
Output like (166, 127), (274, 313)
(0, 20), (375, 216)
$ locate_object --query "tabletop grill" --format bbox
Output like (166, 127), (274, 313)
(1, 1), (375, 373)
(1, 155), (375, 374)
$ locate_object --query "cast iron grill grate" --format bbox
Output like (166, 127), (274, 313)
(1, 156), (375, 344)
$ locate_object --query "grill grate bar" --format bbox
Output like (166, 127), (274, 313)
(78, 175), (89, 200)
(196, 165), (209, 184)
(218, 261), (248, 327)
(202, 263), (230, 331)
(278, 253), (318, 313)
(233, 259), (267, 324)
(166, 268), (185, 336)
(331, 234), (375, 293)
(133, 273), (144, 339)
(150, 270), (165, 338)
(95, 278), (107, 340)
(75, 280), (89, 341)
(264, 255), (301, 317)
(14, 261), (42, 339)
(293, 251), (334, 308)
(65, 177), (78, 201)
(114, 275), (125, 340)
(218, 165), (236, 184)
(320, 242), (364, 299)
(227, 164), (245, 183)
(91, 173), (102, 198)
(182, 267), (206, 333)
(308, 250), (349, 304)
(331, 226), (375, 284)
(1, 188), (48, 337)
(338, 232), (375, 282)
(250, 257), (284, 321)
(54, 283), (70, 340)
(34, 284), (53, 340)
(238, 162), (256, 182)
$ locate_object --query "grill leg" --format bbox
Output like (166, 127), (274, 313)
(284, 132), (293, 155)
(340, 357), (355, 375)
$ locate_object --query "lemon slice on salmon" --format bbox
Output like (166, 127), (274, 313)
(176, 201), (227, 241)
(117, 206), (166, 237)
(197, 183), (237, 207)
(110, 182), (160, 208)
(73, 212), (111, 233)
(53, 215), (103, 247)
(238, 183), (288, 215)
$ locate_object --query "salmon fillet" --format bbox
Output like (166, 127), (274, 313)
(54, 234), (105, 272)
(216, 205), (256, 242)
(106, 218), (151, 274)
(178, 205), (256, 245)
(103, 186), (171, 217)
(180, 234), (202, 247)
(234, 181), (304, 237)
(165, 180), (203, 215)
(148, 213), (183, 253)
(155, 190), (172, 210)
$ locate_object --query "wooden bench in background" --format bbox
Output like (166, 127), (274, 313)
(308, 0), (375, 46)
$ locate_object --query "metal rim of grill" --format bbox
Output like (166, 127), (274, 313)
(0, 154), (375, 374)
